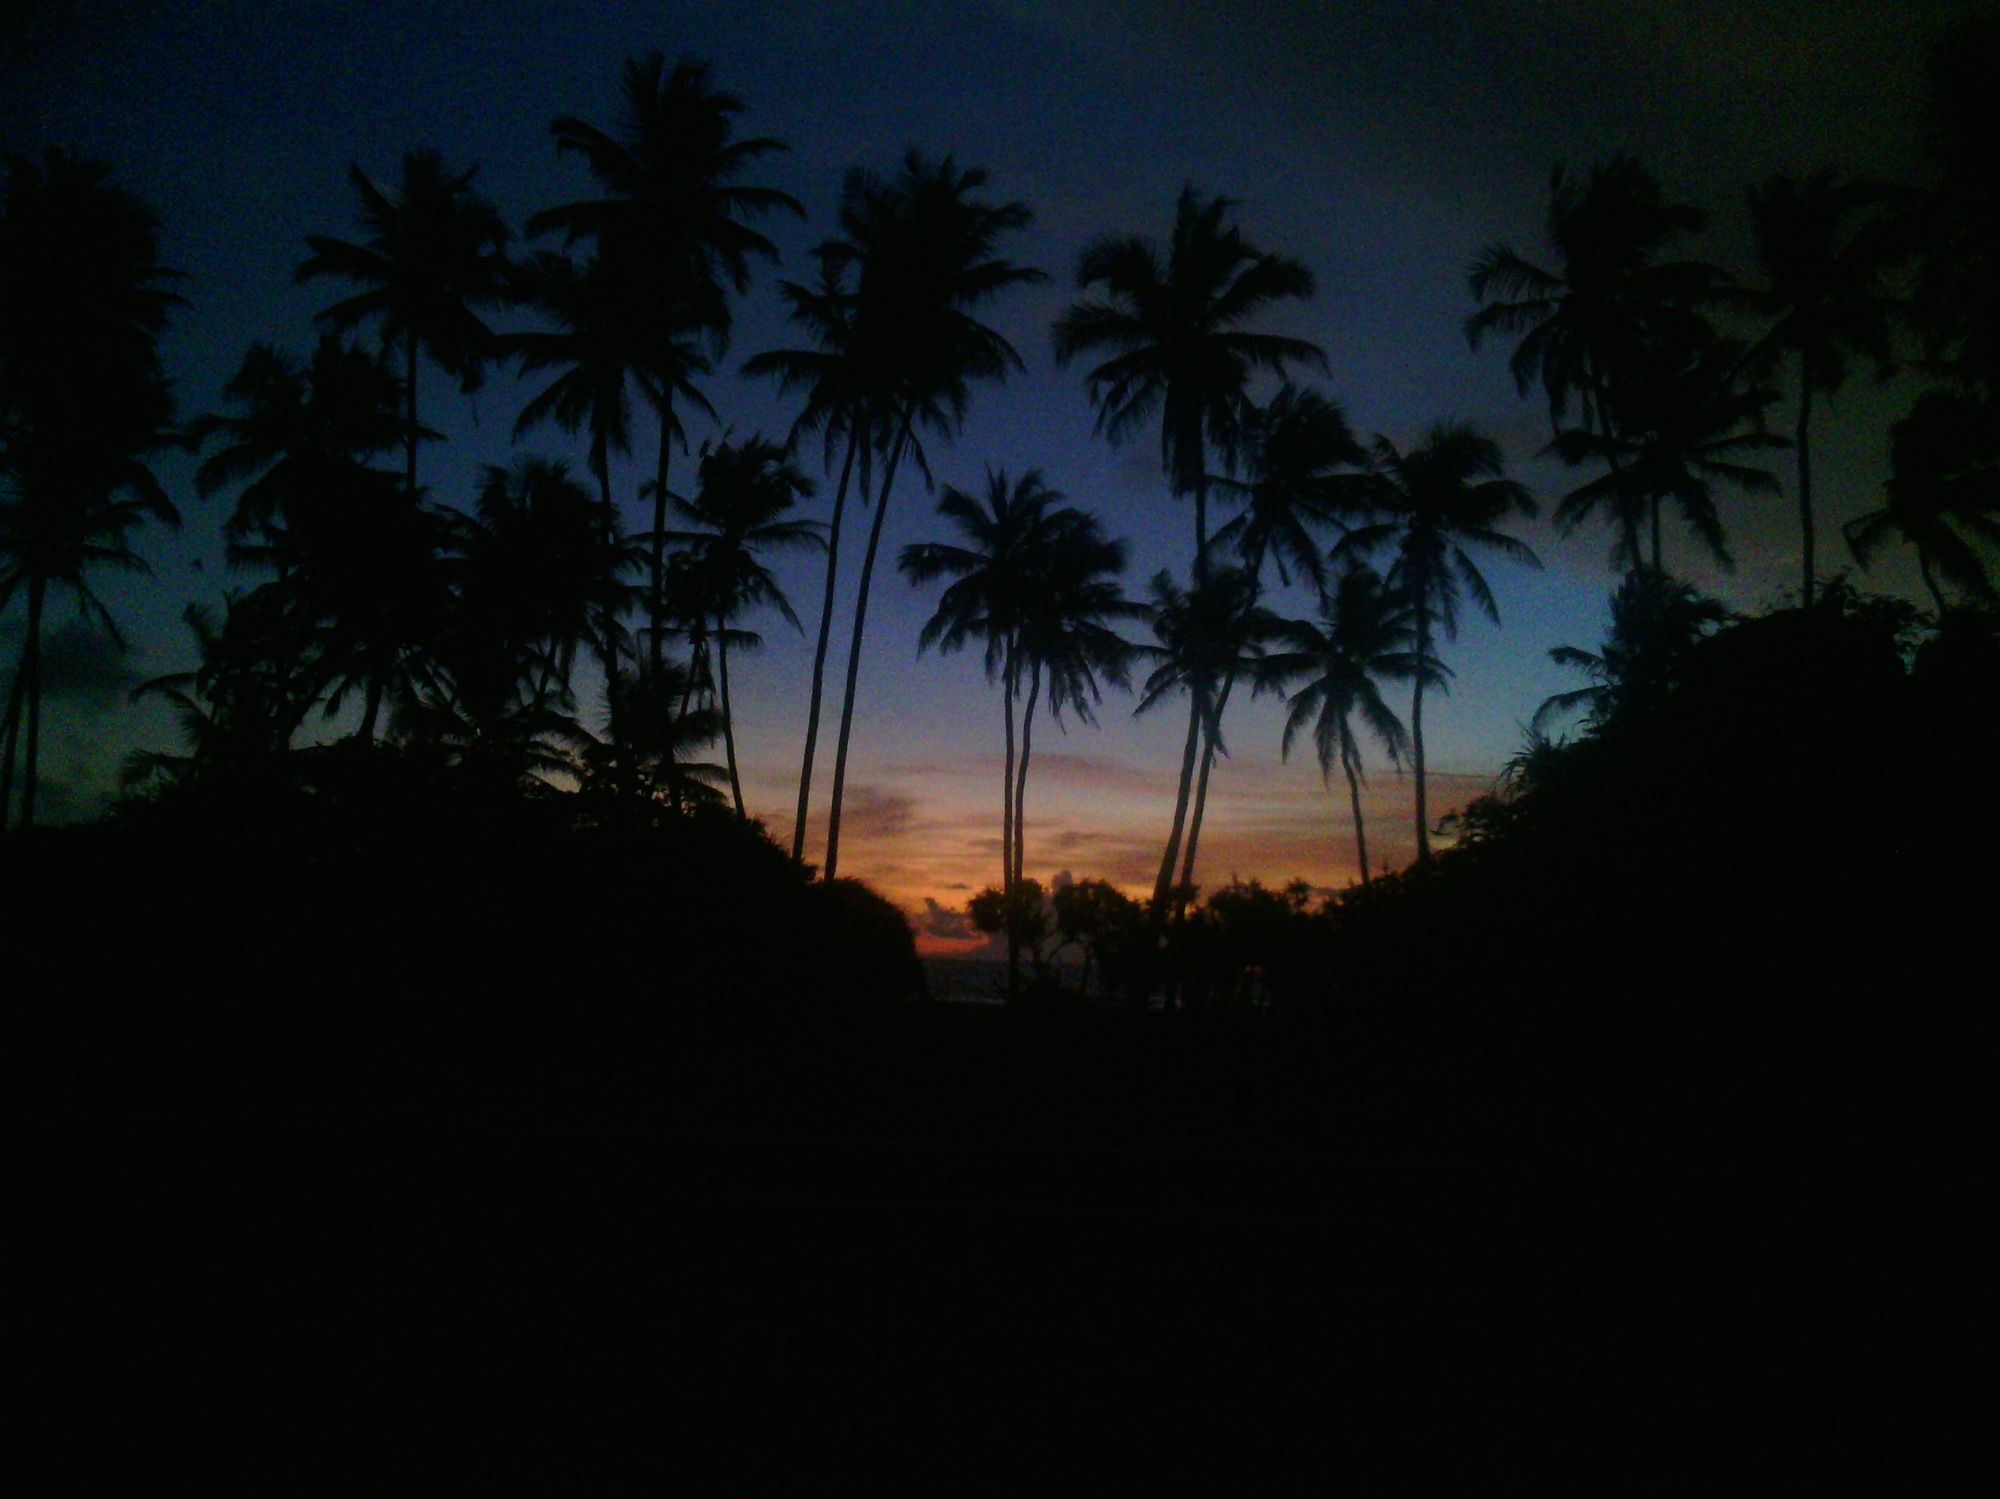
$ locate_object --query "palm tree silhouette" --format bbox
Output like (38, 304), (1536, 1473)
(1177, 381), (1364, 894)
(1255, 565), (1420, 886)
(1735, 172), (1900, 608)
(531, 53), (801, 682)
(0, 149), (182, 832)
(1845, 390), (2000, 612)
(1467, 156), (1715, 570)
(665, 437), (822, 816)
(1533, 569), (1731, 735)
(296, 148), (510, 498)
(1135, 567), (1279, 913)
(189, 334), (406, 568)
(1547, 330), (1785, 574)
(1335, 423), (1539, 862)
(818, 151), (1043, 881)
(1053, 186), (1326, 570)
(742, 255), (878, 862)
(900, 468), (1061, 902)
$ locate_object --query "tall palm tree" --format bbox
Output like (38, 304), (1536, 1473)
(0, 148), (182, 832)
(1178, 381), (1364, 892)
(1467, 156), (1716, 569)
(665, 436), (822, 816)
(531, 52), (802, 682)
(1334, 423), (1539, 863)
(1134, 567), (1278, 913)
(899, 467), (1061, 908)
(1734, 172), (1900, 607)
(296, 148), (510, 498)
(1053, 185), (1326, 569)
(1009, 511), (1136, 893)
(1254, 565), (1420, 885)
(818, 151), (1043, 881)
(742, 254), (879, 862)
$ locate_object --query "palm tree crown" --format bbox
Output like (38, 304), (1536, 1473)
(1054, 185), (1326, 562)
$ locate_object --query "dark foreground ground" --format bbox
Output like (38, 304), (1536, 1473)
(16, 984), (1988, 1491)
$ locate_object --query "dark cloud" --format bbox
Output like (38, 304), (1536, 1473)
(918, 897), (978, 941)
(838, 784), (918, 841)
(28, 622), (144, 705)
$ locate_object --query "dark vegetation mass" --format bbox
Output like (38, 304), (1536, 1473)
(6, 19), (1998, 1487)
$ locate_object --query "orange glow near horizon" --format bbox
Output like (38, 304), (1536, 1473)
(742, 749), (1497, 959)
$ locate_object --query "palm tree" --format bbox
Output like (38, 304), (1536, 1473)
(1010, 512), (1137, 891)
(665, 436), (822, 816)
(296, 148), (510, 497)
(743, 255), (879, 862)
(0, 148), (182, 832)
(1134, 567), (1279, 913)
(1547, 330), (1786, 574)
(1053, 186), (1326, 569)
(899, 467), (1061, 906)
(1178, 381), (1364, 893)
(1736, 172), (1900, 607)
(818, 151), (1044, 881)
(1533, 569), (1732, 735)
(1254, 565), (1420, 886)
(531, 52), (802, 683)
(1845, 390), (2000, 612)
(1467, 156), (1716, 569)
(188, 334), (406, 567)
(1334, 423), (1540, 863)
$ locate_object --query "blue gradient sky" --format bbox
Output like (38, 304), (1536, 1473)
(2, 0), (1974, 930)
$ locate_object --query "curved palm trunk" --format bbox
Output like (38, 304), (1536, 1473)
(1001, 645), (1019, 1005)
(1796, 368), (1815, 609)
(717, 611), (744, 817)
(1919, 552), (1948, 617)
(1342, 739), (1371, 886)
(1411, 613), (1432, 865)
(824, 410), (914, 881)
(19, 575), (46, 830)
(649, 396), (675, 680)
(792, 429), (860, 862)
(1013, 658), (1040, 891)
(1153, 693), (1205, 914)
(1650, 498), (1664, 575)
(1177, 672), (1236, 902)
(357, 677), (384, 746)
(592, 451), (628, 792)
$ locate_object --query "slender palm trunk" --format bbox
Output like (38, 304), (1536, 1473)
(1001, 646), (1019, 1006)
(1650, 497), (1664, 575)
(1796, 369), (1815, 609)
(1342, 740), (1371, 885)
(20, 574), (46, 830)
(1014, 659), (1041, 890)
(592, 451), (628, 789)
(1411, 612), (1432, 864)
(1153, 694), (1205, 913)
(650, 398), (675, 680)
(1, 657), (26, 832)
(792, 429), (860, 863)
(825, 410), (914, 880)
(1178, 672), (1237, 899)
(358, 677), (383, 746)
(718, 611), (744, 817)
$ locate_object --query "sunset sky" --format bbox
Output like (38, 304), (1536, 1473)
(2, 0), (1975, 951)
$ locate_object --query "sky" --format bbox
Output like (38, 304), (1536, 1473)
(2, 0), (1981, 951)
